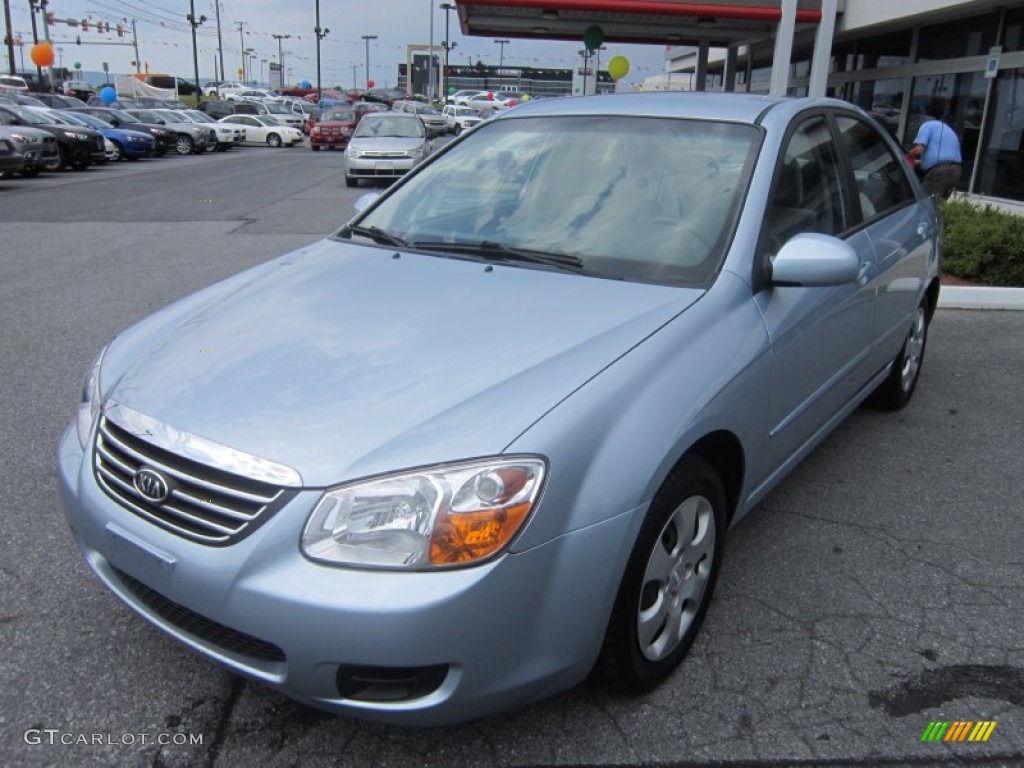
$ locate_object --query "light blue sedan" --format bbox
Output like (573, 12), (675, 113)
(58, 92), (940, 725)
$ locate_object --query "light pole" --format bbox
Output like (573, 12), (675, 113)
(494, 39), (509, 90)
(244, 47), (255, 84)
(260, 58), (267, 86)
(362, 34), (376, 90)
(314, 0), (329, 100)
(440, 3), (456, 100)
(213, 0), (224, 80)
(187, 1), (207, 101)
(272, 33), (291, 87)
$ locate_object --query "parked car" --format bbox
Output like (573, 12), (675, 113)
(260, 100), (305, 130)
(218, 115), (303, 146)
(179, 110), (244, 150)
(441, 104), (483, 135)
(462, 91), (519, 111)
(309, 106), (357, 151)
(0, 104), (105, 170)
(0, 135), (25, 175)
(0, 123), (59, 175)
(58, 109), (155, 160)
(0, 74), (30, 93)
(362, 87), (405, 106)
(125, 108), (213, 154)
(448, 89), (486, 105)
(203, 81), (245, 98)
(65, 107), (176, 157)
(58, 93), (940, 727)
(32, 92), (88, 109)
(344, 111), (430, 187)
(391, 100), (448, 137)
(230, 89), (280, 103)
(62, 80), (95, 101)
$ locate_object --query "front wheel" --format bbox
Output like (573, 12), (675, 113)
(267, 133), (282, 148)
(175, 134), (194, 155)
(601, 455), (726, 693)
(110, 142), (125, 162)
(869, 298), (930, 410)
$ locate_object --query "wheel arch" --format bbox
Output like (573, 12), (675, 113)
(925, 276), (940, 322)
(682, 430), (745, 526)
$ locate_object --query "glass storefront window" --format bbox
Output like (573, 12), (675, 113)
(855, 31), (912, 69)
(850, 78), (905, 134)
(1003, 8), (1024, 53)
(905, 72), (988, 192)
(977, 67), (1024, 199)
(917, 15), (999, 61)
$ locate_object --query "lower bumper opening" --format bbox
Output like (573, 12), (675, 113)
(336, 663), (448, 702)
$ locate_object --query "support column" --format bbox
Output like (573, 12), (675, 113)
(695, 39), (709, 92)
(769, 0), (797, 96)
(808, 0), (837, 97)
(724, 45), (738, 92)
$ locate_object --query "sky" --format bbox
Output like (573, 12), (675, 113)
(5, 0), (670, 89)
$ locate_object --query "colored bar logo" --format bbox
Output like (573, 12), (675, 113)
(921, 721), (997, 742)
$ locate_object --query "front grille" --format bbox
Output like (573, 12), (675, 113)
(112, 567), (286, 663)
(361, 150), (408, 158)
(94, 416), (294, 545)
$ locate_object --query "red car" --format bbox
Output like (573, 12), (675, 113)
(309, 102), (388, 148)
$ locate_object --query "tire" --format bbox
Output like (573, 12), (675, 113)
(110, 142), (125, 162)
(454, 124), (462, 136)
(345, 176), (358, 188)
(869, 297), (930, 410)
(44, 151), (64, 171)
(601, 455), (726, 693)
(175, 134), (194, 155)
(267, 133), (282, 148)
(154, 146), (167, 158)
(70, 147), (90, 170)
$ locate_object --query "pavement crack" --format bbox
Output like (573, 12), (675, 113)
(204, 676), (244, 767)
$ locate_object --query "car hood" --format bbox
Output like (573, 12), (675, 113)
(349, 137), (425, 152)
(102, 239), (701, 487)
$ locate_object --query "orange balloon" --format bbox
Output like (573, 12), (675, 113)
(31, 42), (55, 68)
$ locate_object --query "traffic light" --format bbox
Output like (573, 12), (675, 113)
(81, 19), (89, 32)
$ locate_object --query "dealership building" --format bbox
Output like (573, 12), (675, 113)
(453, 0), (1024, 203)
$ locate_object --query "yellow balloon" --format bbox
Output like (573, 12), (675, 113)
(608, 55), (630, 82)
(521, 93), (530, 101)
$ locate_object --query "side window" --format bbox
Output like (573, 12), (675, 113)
(764, 116), (849, 252)
(835, 115), (915, 220)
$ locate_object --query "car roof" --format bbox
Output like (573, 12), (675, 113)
(495, 92), (816, 125)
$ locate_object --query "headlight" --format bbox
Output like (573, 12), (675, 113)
(346, 147), (360, 158)
(67, 132), (91, 141)
(12, 133), (40, 144)
(76, 345), (108, 447)
(302, 457), (546, 569)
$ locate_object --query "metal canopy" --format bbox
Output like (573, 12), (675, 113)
(454, 0), (828, 48)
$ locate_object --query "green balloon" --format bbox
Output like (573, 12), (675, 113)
(448, 86), (456, 94)
(583, 25), (604, 52)
(73, 61), (82, 69)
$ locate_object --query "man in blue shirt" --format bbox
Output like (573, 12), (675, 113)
(910, 104), (962, 199)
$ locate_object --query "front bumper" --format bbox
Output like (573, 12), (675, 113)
(57, 420), (633, 725)
(345, 156), (417, 180)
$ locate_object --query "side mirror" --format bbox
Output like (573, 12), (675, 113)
(771, 233), (860, 287)
(353, 192), (381, 215)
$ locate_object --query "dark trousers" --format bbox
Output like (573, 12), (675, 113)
(922, 163), (961, 199)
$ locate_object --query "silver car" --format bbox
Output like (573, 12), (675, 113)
(58, 93), (940, 726)
(344, 112), (430, 187)
(125, 108), (212, 155)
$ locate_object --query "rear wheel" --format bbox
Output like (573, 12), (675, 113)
(454, 124), (462, 136)
(869, 297), (930, 410)
(175, 134), (194, 155)
(267, 133), (282, 147)
(601, 455), (726, 692)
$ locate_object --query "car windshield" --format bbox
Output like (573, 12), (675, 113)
(108, 109), (143, 124)
(40, 109), (84, 126)
(265, 103), (289, 114)
(3, 106), (49, 124)
(323, 110), (354, 121)
(184, 110), (214, 123)
(152, 110), (183, 122)
(131, 110), (163, 122)
(412, 104), (439, 115)
(353, 116), (424, 138)
(354, 115), (759, 286)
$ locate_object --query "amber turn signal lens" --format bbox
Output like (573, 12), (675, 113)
(430, 502), (532, 565)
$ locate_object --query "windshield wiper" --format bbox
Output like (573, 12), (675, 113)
(413, 240), (584, 271)
(340, 224), (408, 248)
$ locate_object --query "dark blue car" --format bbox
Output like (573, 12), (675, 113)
(59, 109), (155, 160)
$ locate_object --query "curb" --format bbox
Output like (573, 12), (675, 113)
(937, 286), (1024, 310)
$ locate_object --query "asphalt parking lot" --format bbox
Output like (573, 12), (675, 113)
(1, 150), (1022, 767)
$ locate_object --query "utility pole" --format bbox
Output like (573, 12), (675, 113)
(28, 0), (40, 81)
(314, 0), (329, 100)
(362, 34), (376, 90)
(186, 0), (206, 102)
(3, 0), (15, 74)
(213, 0), (224, 81)
(131, 19), (140, 73)
(236, 21), (245, 81)
(39, 0), (53, 91)
(272, 33), (290, 87)
(495, 39), (509, 90)
(440, 3), (456, 101)
(428, 0), (435, 100)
